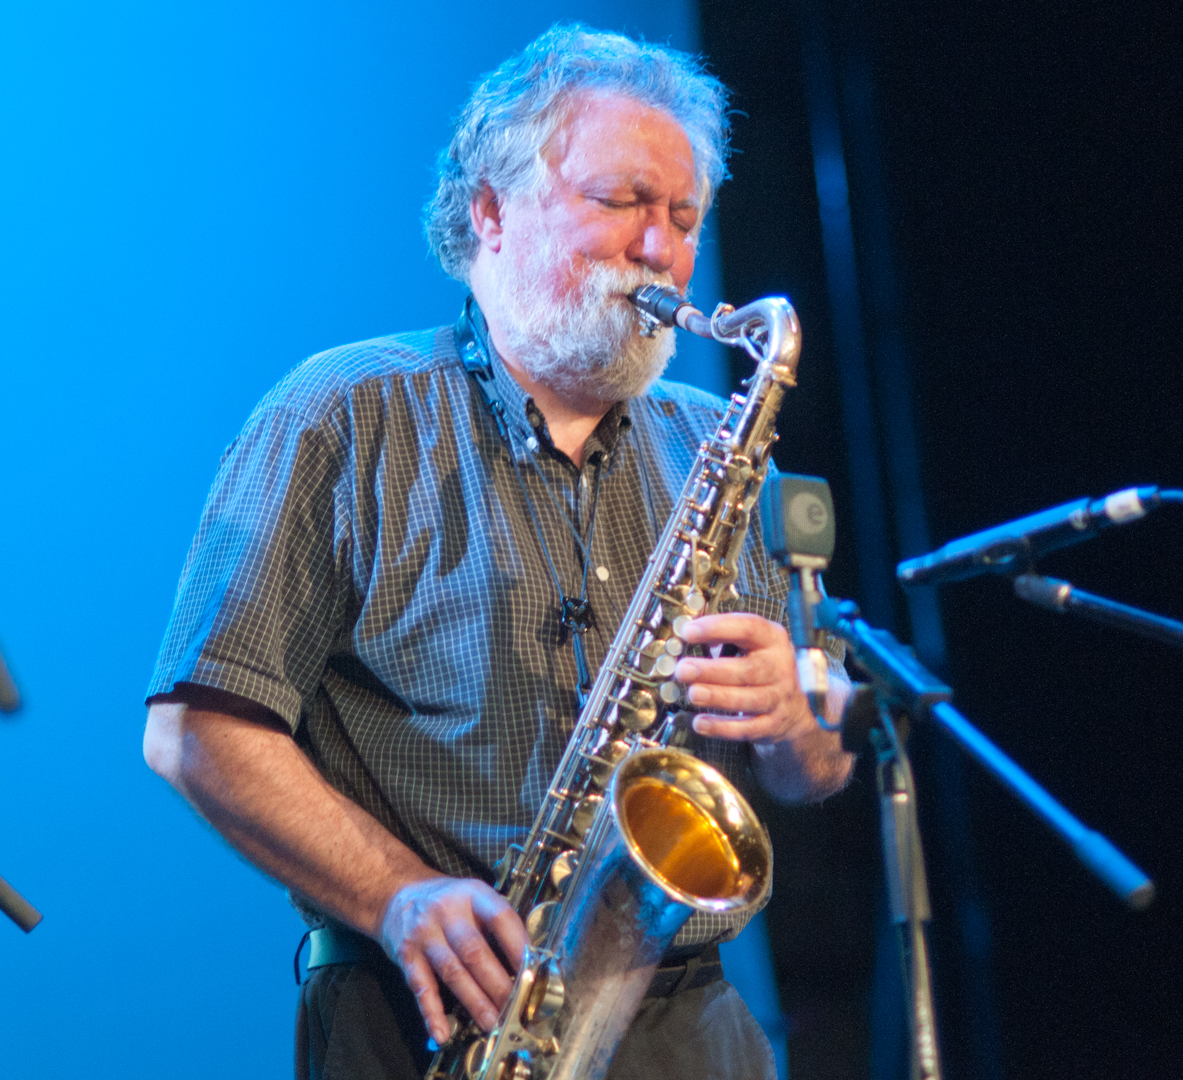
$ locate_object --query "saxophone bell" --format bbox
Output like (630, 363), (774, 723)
(472, 748), (770, 1080)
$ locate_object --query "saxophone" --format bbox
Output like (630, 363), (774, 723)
(428, 286), (802, 1080)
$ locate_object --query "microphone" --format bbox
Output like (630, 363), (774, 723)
(759, 474), (837, 722)
(897, 486), (1166, 588)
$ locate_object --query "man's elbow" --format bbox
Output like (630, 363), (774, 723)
(143, 702), (185, 785)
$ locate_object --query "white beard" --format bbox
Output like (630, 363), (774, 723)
(491, 235), (678, 403)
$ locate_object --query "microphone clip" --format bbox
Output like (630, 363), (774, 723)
(758, 472), (839, 726)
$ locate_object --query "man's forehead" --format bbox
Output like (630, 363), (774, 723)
(541, 91), (697, 185)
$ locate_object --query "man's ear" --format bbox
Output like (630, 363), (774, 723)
(470, 185), (504, 253)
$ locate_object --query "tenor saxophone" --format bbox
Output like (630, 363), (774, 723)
(428, 286), (802, 1080)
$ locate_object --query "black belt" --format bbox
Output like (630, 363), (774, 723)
(297, 926), (723, 999)
(294, 925), (386, 983)
(644, 943), (724, 998)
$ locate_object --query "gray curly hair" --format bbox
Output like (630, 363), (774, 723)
(424, 24), (732, 283)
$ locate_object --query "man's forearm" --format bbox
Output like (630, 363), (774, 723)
(753, 670), (855, 803)
(144, 703), (442, 940)
(754, 726), (853, 802)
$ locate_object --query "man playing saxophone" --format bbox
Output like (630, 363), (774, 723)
(144, 24), (852, 1080)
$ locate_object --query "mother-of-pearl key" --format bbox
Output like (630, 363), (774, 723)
(654, 654), (678, 677)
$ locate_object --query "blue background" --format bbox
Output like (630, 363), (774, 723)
(0, 4), (738, 1077)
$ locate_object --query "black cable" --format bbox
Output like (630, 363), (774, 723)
(508, 453), (571, 612)
(527, 450), (597, 562)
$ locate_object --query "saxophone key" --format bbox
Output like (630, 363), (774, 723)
(725, 456), (753, 484)
(692, 550), (713, 581)
(549, 850), (578, 893)
(614, 687), (657, 732)
(638, 636), (669, 660)
(492, 845), (524, 890)
(585, 739), (631, 787)
(659, 681), (683, 705)
(525, 901), (560, 945)
(658, 584), (698, 622)
(524, 957), (565, 1023)
(568, 793), (603, 838)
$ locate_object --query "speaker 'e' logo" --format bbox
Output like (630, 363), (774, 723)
(789, 492), (828, 535)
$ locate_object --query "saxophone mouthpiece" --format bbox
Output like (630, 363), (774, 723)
(629, 284), (688, 327)
(630, 284), (719, 340)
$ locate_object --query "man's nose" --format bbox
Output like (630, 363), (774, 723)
(632, 210), (676, 273)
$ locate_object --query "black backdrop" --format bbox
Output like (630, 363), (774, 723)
(697, 1), (1182, 1077)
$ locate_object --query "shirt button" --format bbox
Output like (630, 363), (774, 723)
(525, 436), (539, 452)
(595, 565), (610, 582)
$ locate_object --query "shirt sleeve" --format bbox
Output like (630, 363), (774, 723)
(146, 405), (350, 731)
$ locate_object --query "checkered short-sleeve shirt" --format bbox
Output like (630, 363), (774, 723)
(148, 308), (801, 944)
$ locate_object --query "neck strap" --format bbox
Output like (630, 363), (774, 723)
(456, 296), (509, 444)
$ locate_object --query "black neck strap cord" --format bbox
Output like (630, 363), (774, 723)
(457, 298), (601, 708)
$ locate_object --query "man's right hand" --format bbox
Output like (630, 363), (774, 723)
(382, 877), (530, 1047)
(143, 704), (531, 1050)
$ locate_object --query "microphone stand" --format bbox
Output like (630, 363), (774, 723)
(868, 697), (941, 1080)
(816, 598), (1155, 908)
(0, 641), (41, 932)
(1013, 573), (1183, 650)
(814, 598), (1155, 1080)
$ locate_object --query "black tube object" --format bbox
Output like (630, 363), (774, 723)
(1014, 574), (1183, 650)
(897, 486), (1162, 587)
(0, 646), (19, 714)
(0, 873), (42, 933)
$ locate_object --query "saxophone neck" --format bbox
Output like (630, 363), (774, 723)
(630, 286), (802, 386)
(717, 295), (803, 385)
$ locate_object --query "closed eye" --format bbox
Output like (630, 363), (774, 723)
(591, 195), (699, 234)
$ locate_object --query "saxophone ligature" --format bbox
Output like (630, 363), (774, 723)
(428, 285), (803, 1080)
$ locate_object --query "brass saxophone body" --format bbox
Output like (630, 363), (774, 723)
(428, 287), (802, 1080)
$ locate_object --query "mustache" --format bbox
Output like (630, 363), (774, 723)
(582, 266), (679, 308)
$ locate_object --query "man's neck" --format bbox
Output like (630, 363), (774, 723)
(492, 346), (611, 468)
